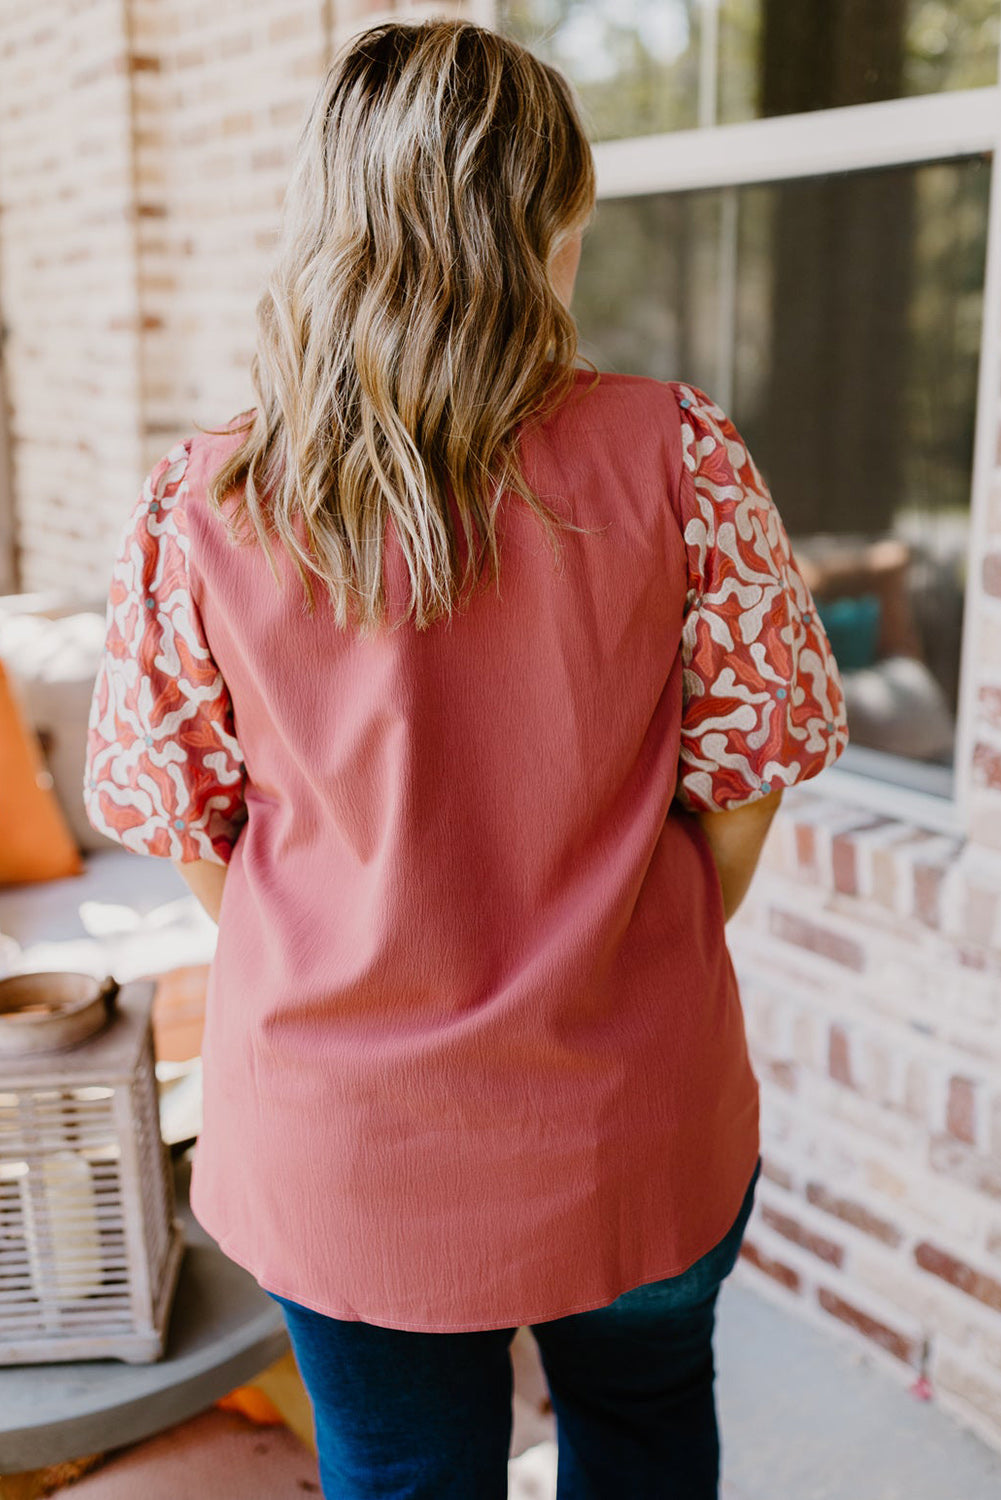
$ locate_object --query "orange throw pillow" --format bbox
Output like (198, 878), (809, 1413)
(0, 655), (83, 883)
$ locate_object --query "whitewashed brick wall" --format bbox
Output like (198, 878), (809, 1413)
(0, 0), (143, 596)
(0, 0), (470, 592)
(128, 0), (329, 471)
(728, 788), (1001, 1451)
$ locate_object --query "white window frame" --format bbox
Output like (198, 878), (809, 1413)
(591, 84), (1001, 838)
(488, 0), (1001, 837)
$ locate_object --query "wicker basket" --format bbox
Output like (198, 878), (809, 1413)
(0, 973), (184, 1364)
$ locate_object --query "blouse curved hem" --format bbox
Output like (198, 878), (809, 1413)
(194, 1150), (762, 1334)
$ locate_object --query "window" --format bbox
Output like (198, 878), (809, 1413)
(501, 0), (1000, 133)
(498, 0), (1001, 806)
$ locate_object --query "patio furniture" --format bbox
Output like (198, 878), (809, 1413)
(0, 975), (185, 1368)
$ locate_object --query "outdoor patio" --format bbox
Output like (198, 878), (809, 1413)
(5, 0), (1001, 1490)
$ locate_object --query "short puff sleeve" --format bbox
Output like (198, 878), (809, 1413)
(672, 383), (849, 814)
(83, 441), (247, 865)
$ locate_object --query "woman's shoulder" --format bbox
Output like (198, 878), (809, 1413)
(171, 411), (257, 509)
(544, 367), (692, 475)
(188, 409), (256, 464)
(565, 365), (698, 425)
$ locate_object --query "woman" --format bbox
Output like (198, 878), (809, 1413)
(83, 17), (848, 1499)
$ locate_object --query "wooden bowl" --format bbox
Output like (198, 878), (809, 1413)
(0, 972), (118, 1056)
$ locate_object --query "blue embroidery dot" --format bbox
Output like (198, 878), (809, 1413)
(145, 735), (153, 746)
(826, 720), (835, 731)
(802, 611), (812, 624)
(173, 819), (185, 830)
(149, 501), (159, 513)
(679, 397), (692, 409)
(761, 781), (771, 794)
(145, 597), (155, 609)
(776, 687), (787, 700)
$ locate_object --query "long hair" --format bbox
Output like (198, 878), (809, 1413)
(199, 18), (598, 635)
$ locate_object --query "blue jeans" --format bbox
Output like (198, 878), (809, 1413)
(267, 1155), (760, 1500)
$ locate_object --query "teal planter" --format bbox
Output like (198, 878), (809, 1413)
(813, 593), (881, 671)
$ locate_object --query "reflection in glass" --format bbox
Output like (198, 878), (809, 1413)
(573, 193), (722, 387)
(500, 1), (1000, 137)
(571, 156), (992, 769)
(500, 0), (702, 139)
(719, 0), (1000, 124)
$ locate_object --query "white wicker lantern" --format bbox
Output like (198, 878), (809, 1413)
(0, 973), (184, 1364)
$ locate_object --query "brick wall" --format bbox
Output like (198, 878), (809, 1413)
(3, 0), (1001, 1458)
(128, 0), (329, 471)
(728, 787), (1001, 1449)
(0, 0), (143, 597)
(0, 0), (474, 592)
(970, 413), (1001, 854)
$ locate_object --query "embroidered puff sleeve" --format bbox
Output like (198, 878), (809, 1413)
(83, 441), (247, 865)
(673, 383), (849, 814)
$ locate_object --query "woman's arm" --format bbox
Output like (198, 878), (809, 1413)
(691, 787), (784, 923)
(172, 858), (228, 925)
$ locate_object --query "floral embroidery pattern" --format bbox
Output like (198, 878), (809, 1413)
(672, 383), (849, 813)
(83, 441), (247, 865)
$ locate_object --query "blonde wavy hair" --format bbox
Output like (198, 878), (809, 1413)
(201, 17), (598, 634)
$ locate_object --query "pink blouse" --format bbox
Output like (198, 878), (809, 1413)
(84, 374), (848, 1331)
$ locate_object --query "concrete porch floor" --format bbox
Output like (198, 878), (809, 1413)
(510, 1270), (1001, 1499)
(22, 1270), (1001, 1498)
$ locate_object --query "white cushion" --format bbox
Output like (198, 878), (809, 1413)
(842, 654), (954, 761)
(0, 603), (115, 854)
(0, 847), (217, 983)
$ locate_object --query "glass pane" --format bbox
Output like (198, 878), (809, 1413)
(499, 0), (702, 140)
(719, 0), (1001, 124)
(573, 193), (723, 387)
(500, 1), (1000, 136)
(571, 155), (992, 771)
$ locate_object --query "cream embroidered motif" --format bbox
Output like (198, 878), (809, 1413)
(673, 383), (849, 812)
(83, 440), (247, 864)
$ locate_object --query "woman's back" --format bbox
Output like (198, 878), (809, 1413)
(83, 20), (848, 1490)
(189, 366), (691, 1016)
(85, 367), (843, 1329)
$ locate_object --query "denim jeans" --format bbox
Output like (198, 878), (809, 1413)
(266, 1154), (761, 1500)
